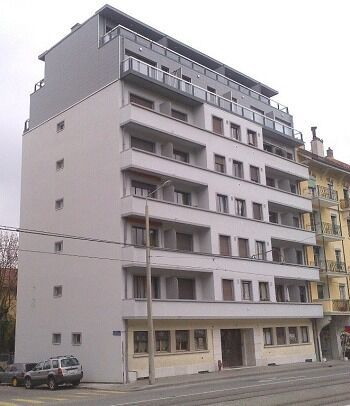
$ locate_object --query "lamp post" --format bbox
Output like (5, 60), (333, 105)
(145, 179), (171, 385)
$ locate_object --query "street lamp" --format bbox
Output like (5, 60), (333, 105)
(145, 179), (171, 385)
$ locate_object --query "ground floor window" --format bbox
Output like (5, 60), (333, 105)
(155, 331), (170, 352)
(194, 329), (207, 350)
(276, 327), (286, 345)
(288, 327), (299, 344)
(301, 326), (309, 343)
(134, 331), (148, 353)
(263, 328), (273, 346)
(176, 330), (190, 351)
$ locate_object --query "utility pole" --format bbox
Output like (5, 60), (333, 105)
(145, 179), (171, 385)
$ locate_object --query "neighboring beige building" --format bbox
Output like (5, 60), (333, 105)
(299, 129), (350, 360)
(16, 5), (323, 382)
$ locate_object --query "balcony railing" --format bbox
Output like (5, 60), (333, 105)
(305, 185), (338, 201)
(121, 57), (303, 141)
(332, 299), (350, 312)
(311, 259), (347, 274)
(340, 199), (350, 210)
(102, 25), (289, 113)
(309, 221), (342, 237)
(23, 119), (30, 133)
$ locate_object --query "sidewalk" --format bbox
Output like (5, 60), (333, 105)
(80, 360), (347, 392)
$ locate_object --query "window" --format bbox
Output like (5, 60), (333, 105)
(296, 250), (303, 265)
(56, 159), (64, 171)
(276, 327), (286, 345)
(132, 226), (158, 247)
(178, 278), (195, 299)
(53, 285), (62, 298)
(194, 329), (207, 350)
(288, 327), (298, 344)
(339, 284), (346, 300)
(290, 184), (297, 194)
(155, 331), (170, 352)
(171, 109), (188, 122)
(222, 279), (234, 301)
(255, 241), (266, 260)
(230, 123), (241, 140)
(259, 282), (269, 301)
(134, 331), (148, 353)
(216, 194), (229, 213)
(242, 280), (252, 300)
(214, 154), (226, 173)
(56, 121), (65, 132)
(275, 285), (285, 302)
(263, 143), (273, 153)
(174, 190), (191, 206)
(52, 360), (59, 368)
(161, 65), (169, 72)
(212, 116), (223, 135)
(219, 235), (231, 256)
(232, 160), (244, 179)
(182, 74), (191, 83)
(252, 203), (263, 220)
(269, 211), (278, 224)
(317, 284), (325, 299)
(266, 177), (275, 187)
(173, 149), (189, 163)
(133, 275), (160, 299)
(52, 333), (61, 345)
(176, 330), (189, 351)
(272, 247), (282, 262)
(130, 136), (155, 153)
(176, 233), (193, 252)
(293, 216), (300, 228)
(299, 286), (307, 303)
(235, 199), (246, 217)
(238, 238), (249, 258)
(43, 361), (51, 370)
(331, 215), (338, 234)
(301, 326), (309, 343)
(250, 166), (260, 183)
(130, 93), (154, 109)
(335, 249), (342, 268)
(263, 328), (273, 346)
(55, 198), (64, 210)
(131, 181), (156, 198)
(247, 130), (257, 146)
(54, 241), (63, 253)
(72, 333), (82, 345)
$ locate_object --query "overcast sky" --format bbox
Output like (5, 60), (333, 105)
(1, 0), (349, 227)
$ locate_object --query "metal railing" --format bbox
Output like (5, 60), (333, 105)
(102, 25), (290, 113)
(311, 259), (347, 273)
(340, 199), (350, 209)
(332, 299), (350, 312)
(23, 119), (30, 132)
(121, 57), (303, 141)
(309, 221), (342, 237)
(305, 185), (338, 201)
(34, 78), (45, 92)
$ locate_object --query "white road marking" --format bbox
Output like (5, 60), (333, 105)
(13, 400), (45, 405)
(108, 371), (350, 406)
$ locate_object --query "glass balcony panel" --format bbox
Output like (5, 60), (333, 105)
(284, 126), (293, 137)
(193, 87), (206, 100)
(239, 86), (249, 95)
(219, 98), (231, 111)
(265, 118), (274, 128)
(254, 114), (264, 124)
(275, 122), (284, 133)
(243, 108), (254, 120)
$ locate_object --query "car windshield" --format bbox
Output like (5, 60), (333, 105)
(60, 358), (79, 367)
(26, 363), (37, 372)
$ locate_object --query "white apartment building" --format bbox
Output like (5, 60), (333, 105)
(16, 5), (323, 382)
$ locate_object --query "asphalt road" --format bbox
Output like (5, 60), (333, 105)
(1, 363), (350, 405)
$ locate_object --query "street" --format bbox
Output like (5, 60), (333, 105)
(1, 363), (350, 405)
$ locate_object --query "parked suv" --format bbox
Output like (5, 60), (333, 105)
(0, 363), (37, 386)
(24, 356), (83, 390)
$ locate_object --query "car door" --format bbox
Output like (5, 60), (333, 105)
(41, 361), (52, 384)
(1, 366), (11, 383)
(30, 362), (44, 384)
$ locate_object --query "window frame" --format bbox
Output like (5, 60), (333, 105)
(175, 330), (190, 352)
(252, 202), (263, 220)
(155, 330), (170, 352)
(235, 198), (246, 217)
(214, 154), (226, 173)
(194, 329), (208, 351)
(301, 326), (309, 343)
(72, 332), (82, 346)
(219, 235), (231, 256)
(53, 285), (62, 298)
(263, 328), (273, 346)
(134, 331), (148, 354)
(216, 194), (229, 214)
(259, 281), (270, 301)
(241, 280), (252, 301)
(288, 327), (299, 344)
(52, 333), (61, 345)
(276, 327), (286, 345)
(238, 238), (249, 258)
(247, 129), (257, 146)
(250, 165), (260, 183)
(129, 93), (154, 109)
(222, 279), (234, 301)
(232, 160), (244, 179)
(230, 123), (241, 141)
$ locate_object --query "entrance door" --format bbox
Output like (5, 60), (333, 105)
(220, 329), (243, 367)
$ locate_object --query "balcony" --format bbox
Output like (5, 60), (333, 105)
(309, 222), (343, 241)
(304, 185), (338, 207)
(122, 298), (323, 320)
(315, 299), (350, 314)
(122, 246), (320, 281)
(340, 199), (350, 211)
(311, 260), (348, 277)
(103, 25), (290, 113)
(121, 57), (303, 143)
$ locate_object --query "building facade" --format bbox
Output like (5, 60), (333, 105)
(299, 132), (350, 361)
(16, 5), (323, 382)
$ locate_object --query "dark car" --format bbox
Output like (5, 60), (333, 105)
(0, 363), (37, 387)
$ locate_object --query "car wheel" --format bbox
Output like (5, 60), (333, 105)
(72, 381), (80, 387)
(12, 377), (18, 387)
(47, 376), (57, 391)
(25, 377), (32, 389)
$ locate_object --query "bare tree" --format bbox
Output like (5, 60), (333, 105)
(0, 231), (18, 353)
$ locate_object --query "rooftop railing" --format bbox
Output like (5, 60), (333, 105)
(34, 79), (45, 93)
(121, 57), (303, 141)
(102, 25), (290, 113)
(23, 119), (30, 133)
